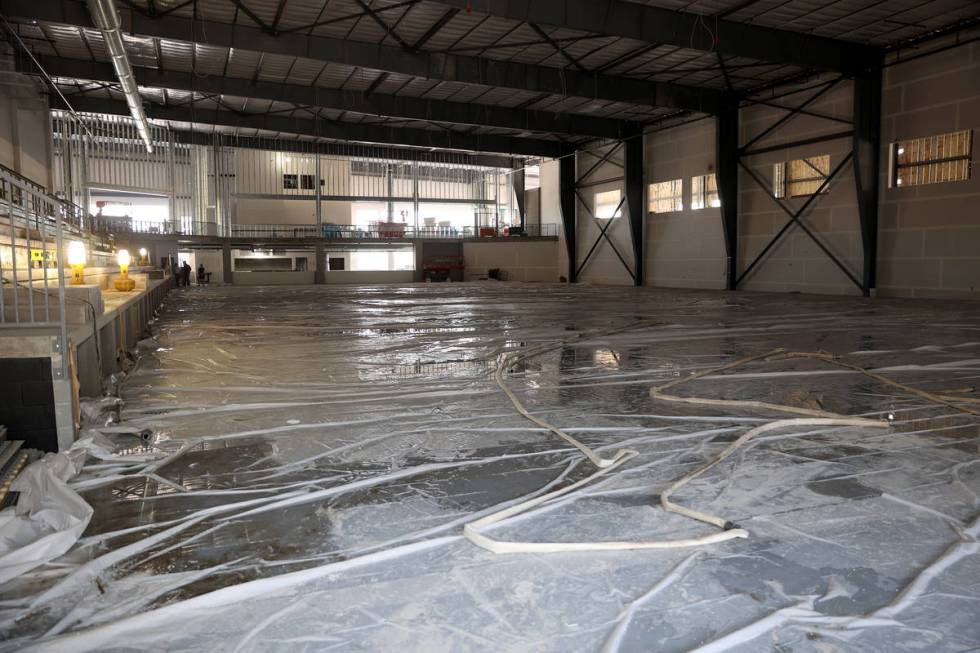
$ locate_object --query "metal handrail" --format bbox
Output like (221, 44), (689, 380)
(0, 166), (69, 379)
(229, 223), (559, 240)
(0, 163), (89, 235)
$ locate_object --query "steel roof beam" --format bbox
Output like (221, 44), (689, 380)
(1, 0), (722, 113)
(166, 131), (519, 167)
(409, 7), (458, 53)
(32, 55), (642, 139)
(51, 95), (565, 157)
(427, 0), (878, 75)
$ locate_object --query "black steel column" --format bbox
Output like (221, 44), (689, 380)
(716, 100), (740, 290)
(559, 148), (577, 282)
(853, 65), (882, 297)
(511, 160), (526, 229)
(314, 242), (325, 284)
(221, 242), (233, 285)
(625, 135), (644, 286)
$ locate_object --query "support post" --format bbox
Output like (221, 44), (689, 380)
(221, 242), (232, 285)
(494, 170), (499, 234)
(716, 99), (740, 290)
(212, 139), (223, 237)
(853, 65), (882, 297)
(314, 153), (322, 234)
(511, 160), (526, 229)
(314, 241), (325, 284)
(559, 148), (577, 282)
(386, 163), (394, 222)
(624, 135), (644, 286)
(80, 131), (90, 215)
(168, 130), (177, 233)
(412, 161), (419, 231)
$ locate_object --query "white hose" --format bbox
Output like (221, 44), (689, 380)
(659, 417), (887, 530)
(770, 350), (980, 417)
(465, 337), (750, 553)
(493, 353), (628, 469)
(462, 336), (973, 555)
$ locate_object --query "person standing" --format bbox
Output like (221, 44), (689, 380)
(181, 261), (192, 287)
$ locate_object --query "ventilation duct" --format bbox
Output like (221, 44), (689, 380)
(85, 0), (153, 152)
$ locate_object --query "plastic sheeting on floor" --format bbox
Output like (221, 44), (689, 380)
(0, 448), (90, 585)
(1, 283), (978, 652)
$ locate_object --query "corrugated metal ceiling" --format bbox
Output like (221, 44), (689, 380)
(12, 0), (978, 153)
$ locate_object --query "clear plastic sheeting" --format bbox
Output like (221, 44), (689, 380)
(1, 284), (978, 652)
(0, 447), (91, 586)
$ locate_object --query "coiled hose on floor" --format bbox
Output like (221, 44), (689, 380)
(463, 333), (977, 554)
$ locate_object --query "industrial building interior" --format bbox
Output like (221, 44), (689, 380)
(0, 0), (978, 651)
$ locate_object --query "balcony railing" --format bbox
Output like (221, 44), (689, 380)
(0, 166), (70, 379)
(89, 218), (224, 237)
(80, 218), (562, 240)
(228, 222), (560, 240)
(0, 169), (562, 243)
(0, 165), (87, 236)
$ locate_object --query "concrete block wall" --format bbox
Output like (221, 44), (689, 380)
(462, 240), (558, 282)
(644, 119), (727, 289)
(878, 39), (980, 298)
(0, 357), (58, 452)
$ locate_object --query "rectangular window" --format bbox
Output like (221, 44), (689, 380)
(300, 174), (316, 190)
(773, 155), (830, 198)
(282, 174), (298, 189)
(327, 248), (415, 271)
(594, 189), (623, 219)
(691, 174), (720, 210)
(891, 130), (972, 187)
(648, 179), (683, 214)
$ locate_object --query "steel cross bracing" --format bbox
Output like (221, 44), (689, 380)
(570, 140), (645, 285)
(736, 152), (859, 290)
(723, 66), (884, 296)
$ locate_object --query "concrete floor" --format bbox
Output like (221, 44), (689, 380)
(2, 284), (979, 652)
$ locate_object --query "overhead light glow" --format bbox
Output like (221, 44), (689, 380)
(115, 249), (136, 291)
(67, 241), (86, 266)
(68, 241), (87, 284)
